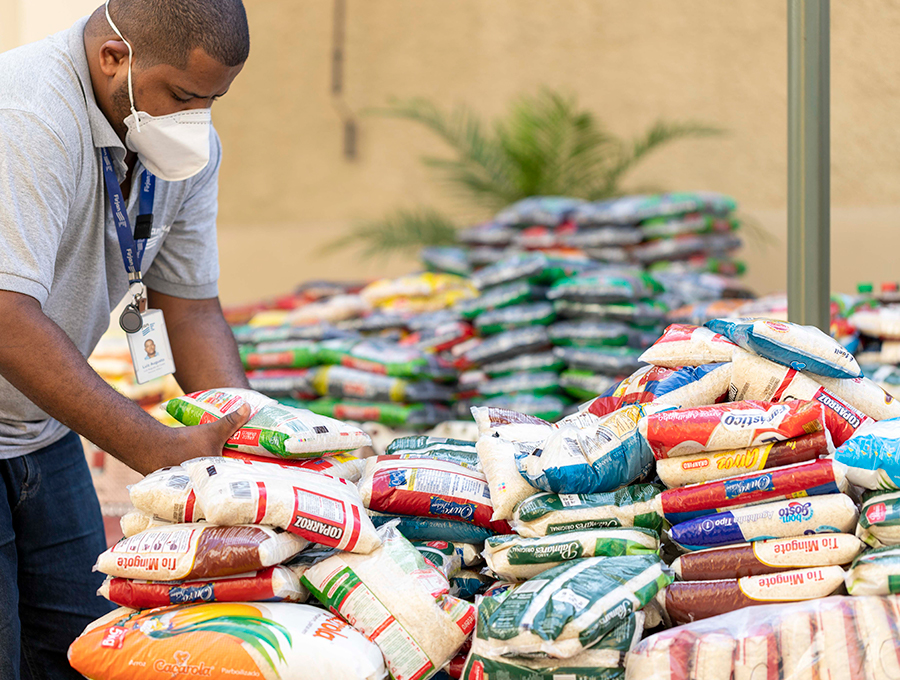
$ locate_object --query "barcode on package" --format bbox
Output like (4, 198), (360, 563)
(230, 480), (252, 499)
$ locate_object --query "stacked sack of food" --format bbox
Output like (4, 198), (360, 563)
(444, 192), (743, 278)
(69, 389), (483, 680)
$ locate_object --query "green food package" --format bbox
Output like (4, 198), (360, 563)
(476, 554), (670, 658)
(483, 527), (659, 581)
(455, 282), (543, 320)
(240, 340), (320, 370)
(300, 397), (451, 428)
(475, 302), (556, 335)
(511, 485), (664, 537)
(385, 436), (481, 470)
(559, 370), (618, 401)
(846, 544), (900, 596)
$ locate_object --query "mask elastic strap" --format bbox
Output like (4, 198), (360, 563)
(104, 0), (141, 132)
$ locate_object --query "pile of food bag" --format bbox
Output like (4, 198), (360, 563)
(73, 306), (900, 679)
(225, 192), (755, 437)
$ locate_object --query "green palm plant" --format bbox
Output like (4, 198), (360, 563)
(332, 89), (723, 257)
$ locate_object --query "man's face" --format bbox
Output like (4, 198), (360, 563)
(144, 339), (156, 357)
(108, 47), (243, 137)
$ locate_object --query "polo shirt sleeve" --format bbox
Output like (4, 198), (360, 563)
(143, 127), (222, 299)
(0, 110), (74, 307)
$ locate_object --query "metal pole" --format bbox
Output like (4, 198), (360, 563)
(787, 0), (830, 330)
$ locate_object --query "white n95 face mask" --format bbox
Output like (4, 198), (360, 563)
(105, 0), (211, 182)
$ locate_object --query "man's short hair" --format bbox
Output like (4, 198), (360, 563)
(95, 0), (249, 69)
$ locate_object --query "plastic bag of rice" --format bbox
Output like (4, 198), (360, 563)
(450, 569), (494, 599)
(481, 351), (565, 377)
(460, 597), (643, 680)
(640, 399), (827, 459)
(475, 433), (541, 522)
(858, 490), (900, 546)
(476, 554), (671, 659)
(511, 486), (664, 538)
(593, 363), (733, 412)
(302, 523), (476, 680)
(98, 565), (307, 609)
(183, 456), (381, 553)
(516, 404), (667, 494)
(368, 512), (496, 544)
(483, 527), (660, 581)
(119, 510), (173, 538)
(164, 388), (372, 458)
(835, 418), (900, 490)
(357, 456), (512, 533)
(667, 493), (859, 552)
(705, 317), (862, 379)
(475, 302), (556, 335)
(655, 430), (831, 488)
(386, 435), (481, 470)
(68, 602), (388, 680)
(128, 466), (203, 523)
(640, 323), (738, 367)
(845, 545), (900, 595)
(411, 540), (464, 580)
(816, 373), (900, 421)
(728, 350), (870, 446)
(222, 450), (367, 482)
(94, 523), (308, 581)
(554, 345), (647, 376)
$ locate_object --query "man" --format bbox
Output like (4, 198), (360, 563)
(0, 1), (255, 676)
(144, 338), (157, 359)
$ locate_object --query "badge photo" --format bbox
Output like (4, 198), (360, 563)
(126, 309), (176, 384)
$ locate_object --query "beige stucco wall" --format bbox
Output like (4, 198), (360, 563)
(8, 1), (900, 305)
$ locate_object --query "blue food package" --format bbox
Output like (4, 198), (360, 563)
(705, 318), (861, 379)
(667, 494), (859, 551)
(368, 512), (496, 544)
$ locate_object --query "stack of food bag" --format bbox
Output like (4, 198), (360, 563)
(445, 192), (744, 277)
(69, 390), (482, 680)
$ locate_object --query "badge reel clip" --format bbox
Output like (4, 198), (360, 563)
(121, 280), (176, 384)
(119, 281), (146, 334)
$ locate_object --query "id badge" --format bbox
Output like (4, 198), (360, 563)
(126, 308), (176, 384)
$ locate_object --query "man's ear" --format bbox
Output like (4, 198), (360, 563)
(97, 39), (130, 77)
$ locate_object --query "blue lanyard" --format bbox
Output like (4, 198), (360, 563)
(100, 147), (156, 285)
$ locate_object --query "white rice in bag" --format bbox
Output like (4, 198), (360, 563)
(119, 509), (173, 538)
(128, 466), (204, 523)
(639, 323), (738, 368)
(183, 456), (381, 553)
(94, 523), (307, 581)
(301, 523), (475, 680)
(476, 433), (541, 521)
(164, 388), (372, 458)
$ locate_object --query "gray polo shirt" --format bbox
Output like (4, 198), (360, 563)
(0, 16), (222, 457)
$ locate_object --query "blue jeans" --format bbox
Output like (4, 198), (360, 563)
(0, 431), (114, 680)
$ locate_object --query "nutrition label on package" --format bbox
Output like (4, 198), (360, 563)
(406, 467), (489, 502)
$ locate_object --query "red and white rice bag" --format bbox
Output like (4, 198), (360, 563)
(671, 533), (864, 581)
(357, 456), (512, 533)
(661, 566), (847, 625)
(656, 458), (850, 525)
(816, 373), (900, 422)
(94, 523), (308, 581)
(592, 363), (732, 413)
(223, 449), (368, 483)
(655, 430), (831, 488)
(729, 350), (872, 445)
(128, 466), (203, 523)
(183, 456), (381, 554)
(639, 323), (738, 368)
(98, 565), (308, 609)
(640, 399), (828, 459)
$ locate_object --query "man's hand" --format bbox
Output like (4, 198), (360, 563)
(0, 290), (250, 475)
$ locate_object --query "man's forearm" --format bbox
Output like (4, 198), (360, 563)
(149, 290), (250, 393)
(0, 291), (182, 472)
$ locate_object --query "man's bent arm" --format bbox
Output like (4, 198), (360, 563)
(0, 291), (249, 474)
(148, 290), (250, 393)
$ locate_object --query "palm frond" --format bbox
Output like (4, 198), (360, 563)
(590, 121), (724, 200)
(322, 208), (460, 260)
(369, 99), (517, 209)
